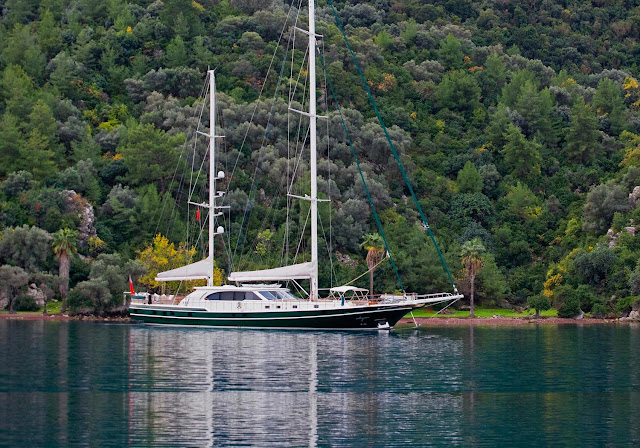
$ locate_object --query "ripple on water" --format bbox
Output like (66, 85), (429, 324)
(0, 321), (639, 447)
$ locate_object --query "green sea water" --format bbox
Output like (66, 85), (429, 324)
(0, 320), (638, 447)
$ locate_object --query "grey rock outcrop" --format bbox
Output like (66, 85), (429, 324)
(0, 290), (7, 310)
(629, 186), (640, 209)
(26, 283), (46, 306)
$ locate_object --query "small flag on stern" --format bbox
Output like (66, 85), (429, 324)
(129, 275), (135, 295)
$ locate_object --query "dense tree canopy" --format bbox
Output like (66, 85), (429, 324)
(1, 0), (640, 316)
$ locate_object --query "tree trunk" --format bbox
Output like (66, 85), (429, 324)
(535, 309), (540, 319)
(8, 296), (15, 314)
(369, 269), (374, 301)
(469, 273), (476, 318)
(59, 253), (70, 313)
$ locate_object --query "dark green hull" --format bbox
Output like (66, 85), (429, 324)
(129, 304), (414, 329)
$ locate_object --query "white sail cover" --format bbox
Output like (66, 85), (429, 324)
(155, 257), (211, 282)
(228, 262), (314, 282)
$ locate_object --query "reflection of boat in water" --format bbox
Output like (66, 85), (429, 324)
(129, 0), (462, 330)
(125, 327), (465, 447)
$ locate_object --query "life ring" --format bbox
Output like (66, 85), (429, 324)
(237, 302), (242, 309)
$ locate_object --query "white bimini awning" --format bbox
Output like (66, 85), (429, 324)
(155, 257), (211, 282)
(330, 286), (368, 294)
(228, 262), (314, 282)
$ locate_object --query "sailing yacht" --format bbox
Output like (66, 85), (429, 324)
(128, 0), (462, 329)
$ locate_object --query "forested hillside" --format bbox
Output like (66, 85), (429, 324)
(2, 0), (640, 315)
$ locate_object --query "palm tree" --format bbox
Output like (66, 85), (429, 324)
(361, 233), (385, 300)
(461, 238), (485, 318)
(52, 228), (78, 313)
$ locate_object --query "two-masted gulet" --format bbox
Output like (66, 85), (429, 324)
(128, 0), (462, 329)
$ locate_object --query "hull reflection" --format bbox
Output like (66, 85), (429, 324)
(125, 327), (465, 447)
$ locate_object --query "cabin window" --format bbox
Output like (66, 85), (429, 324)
(259, 290), (278, 300)
(234, 291), (246, 301)
(265, 305), (270, 309)
(293, 305), (298, 309)
(220, 291), (235, 301)
(314, 305), (319, 309)
(244, 292), (258, 301)
(206, 293), (220, 300)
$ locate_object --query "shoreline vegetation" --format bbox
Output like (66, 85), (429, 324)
(2, 308), (637, 326)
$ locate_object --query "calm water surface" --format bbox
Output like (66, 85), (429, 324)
(0, 321), (639, 447)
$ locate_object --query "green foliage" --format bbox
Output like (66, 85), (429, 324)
(0, 226), (52, 273)
(527, 294), (551, 317)
(13, 293), (38, 312)
(449, 192), (494, 227)
(435, 70), (481, 114)
(438, 34), (464, 71)
(582, 182), (629, 234)
(0, 265), (29, 313)
(556, 285), (582, 318)
(118, 124), (185, 193)
(628, 263), (640, 295)
(572, 248), (615, 286)
(501, 125), (542, 182)
(591, 301), (608, 318)
(166, 36), (189, 68)
(566, 97), (601, 165)
(68, 252), (145, 314)
(67, 279), (114, 314)
(456, 161), (483, 194)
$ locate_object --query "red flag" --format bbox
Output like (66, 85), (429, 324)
(196, 208), (201, 221)
(129, 275), (135, 295)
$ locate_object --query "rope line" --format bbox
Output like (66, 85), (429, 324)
(316, 50), (404, 292)
(327, 0), (458, 293)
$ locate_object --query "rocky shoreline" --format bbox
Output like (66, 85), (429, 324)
(0, 313), (133, 322)
(398, 316), (639, 326)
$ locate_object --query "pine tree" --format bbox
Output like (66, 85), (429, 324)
(501, 125), (542, 181)
(566, 97), (601, 164)
(166, 36), (189, 68)
(457, 161), (484, 193)
(0, 113), (24, 176)
(438, 34), (464, 71)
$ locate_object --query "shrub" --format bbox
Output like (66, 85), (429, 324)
(13, 294), (38, 312)
(527, 294), (550, 317)
(67, 279), (114, 314)
(616, 296), (640, 314)
(591, 301), (608, 318)
(576, 284), (597, 312)
(558, 294), (582, 318)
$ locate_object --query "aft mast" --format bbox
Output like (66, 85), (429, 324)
(309, 0), (319, 300)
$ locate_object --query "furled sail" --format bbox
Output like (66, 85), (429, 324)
(155, 257), (211, 282)
(228, 262), (314, 282)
